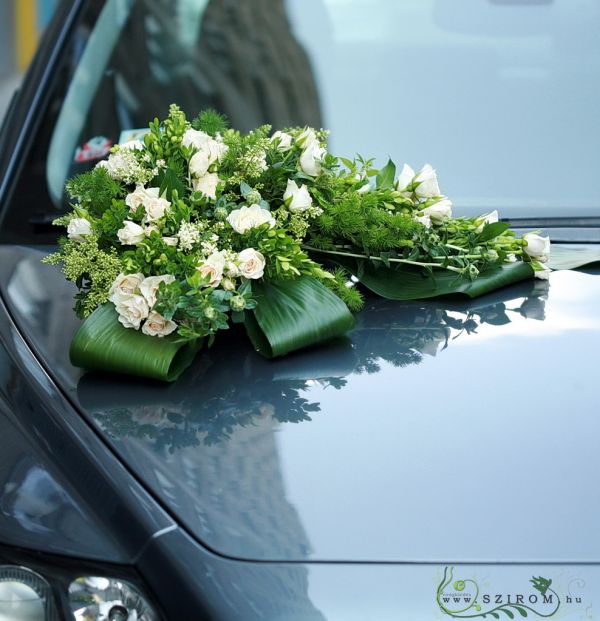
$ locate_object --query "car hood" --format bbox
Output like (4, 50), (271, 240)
(2, 245), (600, 563)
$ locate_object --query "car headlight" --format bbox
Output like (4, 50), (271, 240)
(0, 547), (160, 620)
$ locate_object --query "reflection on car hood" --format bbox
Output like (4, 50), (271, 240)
(2, 245), (600, 563)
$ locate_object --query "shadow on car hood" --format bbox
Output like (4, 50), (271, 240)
(2, 245), (600, 563)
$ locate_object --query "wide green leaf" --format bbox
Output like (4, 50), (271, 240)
(312, 252), (535, 300)
(477, 221), (510, 242)
(244, 276), (354, 358)
(70, 304), (200, 382)
(547, 244), (600, 270)
(376, 159), (396, 190)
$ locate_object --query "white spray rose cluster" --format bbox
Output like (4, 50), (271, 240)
(108, 273), (177, 336)
(197, 247), (265, 288)
(183, 128), (228, 200)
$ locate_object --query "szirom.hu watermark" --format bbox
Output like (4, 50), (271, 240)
(436, 567), (585, 618)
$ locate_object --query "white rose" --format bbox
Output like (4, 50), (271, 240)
(283, 179), (313, 212)
(197, 251), (226, 287)
(523, 233), (551, 262)
(139, 274), (176, 307)
(206, 138), (228, 164)
(271, 130), (293, 151)
(299, 141), (326, 177)
(125, 186), (149, 212)
(117, 221), (146, 245)
(414, 164), (441, 198)
(189, 150), (211, 177)
(193, 173), (220, 200)
(226, 204), (275, 234)
(182, 128), (211, 151)
(144, 194), (170, 222)
(114, 294), (149, 330)
(67, 218), (92, 242)
(142, 311), (177, 337)
(296, 127), (318, 148)
(421, 198), (452, 225)
(162, 236), (178, 246)
(238, 248), (266, 280)
(108, 272), (144, 302)
(396, 163), (415, 192)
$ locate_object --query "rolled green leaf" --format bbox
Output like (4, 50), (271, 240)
(244, 276), (355, 358)
(313, 252), (535, 300)
(70, 304), (200, 382)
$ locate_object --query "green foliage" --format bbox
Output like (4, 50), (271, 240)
(43, 236), (122, 317)
(66, 167), (124, 217)
(191, 109), (229, 136)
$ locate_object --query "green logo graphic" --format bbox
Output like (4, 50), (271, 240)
(437, 567), (561, 618)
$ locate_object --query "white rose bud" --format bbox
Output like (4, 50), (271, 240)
(108, 273), (144, 303)
(421, 198), (453, 225)
(523, 233), (551, 263)
(141, 311), (177, 337)
(396, 163), (416, 192)
(414, 163), (441, 198)
(299, 140), (326, 177)
(139, 274), (176, 308)
(114, 294), (149, 330)
(117, 221), (146, 245)
(237, 248), (266, 280)
(226, 204), (275, 234)
(506, 253), (517, 263)
(197, 251), (226, 287)
(221, 277), (236, 291)
(283, 179), (313, 212)
(296, 127), (318, 148)
(476, 210), (499, 232)
(271, 130), (293, 151)
(193, 173), (220, 200)
(67, 218), (92, 243)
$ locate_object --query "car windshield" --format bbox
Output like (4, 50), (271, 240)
(2, 0), (599, 244)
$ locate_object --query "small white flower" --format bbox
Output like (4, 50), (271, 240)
(414, 164), (441, 198)
(114, 294), (149, 330)
(177, 222), (202, 251)
(197, 251), (226, 287)
(283, 179), (313, 212)
(421, 197), (453, 225)
(193, 173), (220, 200)
(139, 274), (176, 307)
(108, 273), (144, 303)
(117, 221), (146, 245)
(271, 130), (293, 151)
(299, 140), (326, 177)
(396, 163), (416, 192)
(506, 253), (518, 263)
(226, 204), (275, 234)
(162, 236), (178, 246)
(142, 311), (177, 337)
(67, 218), (92, 243)
(238, 248), (266, 280)
(523, 233), (551, 263)
(120, 139), (144, 151)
